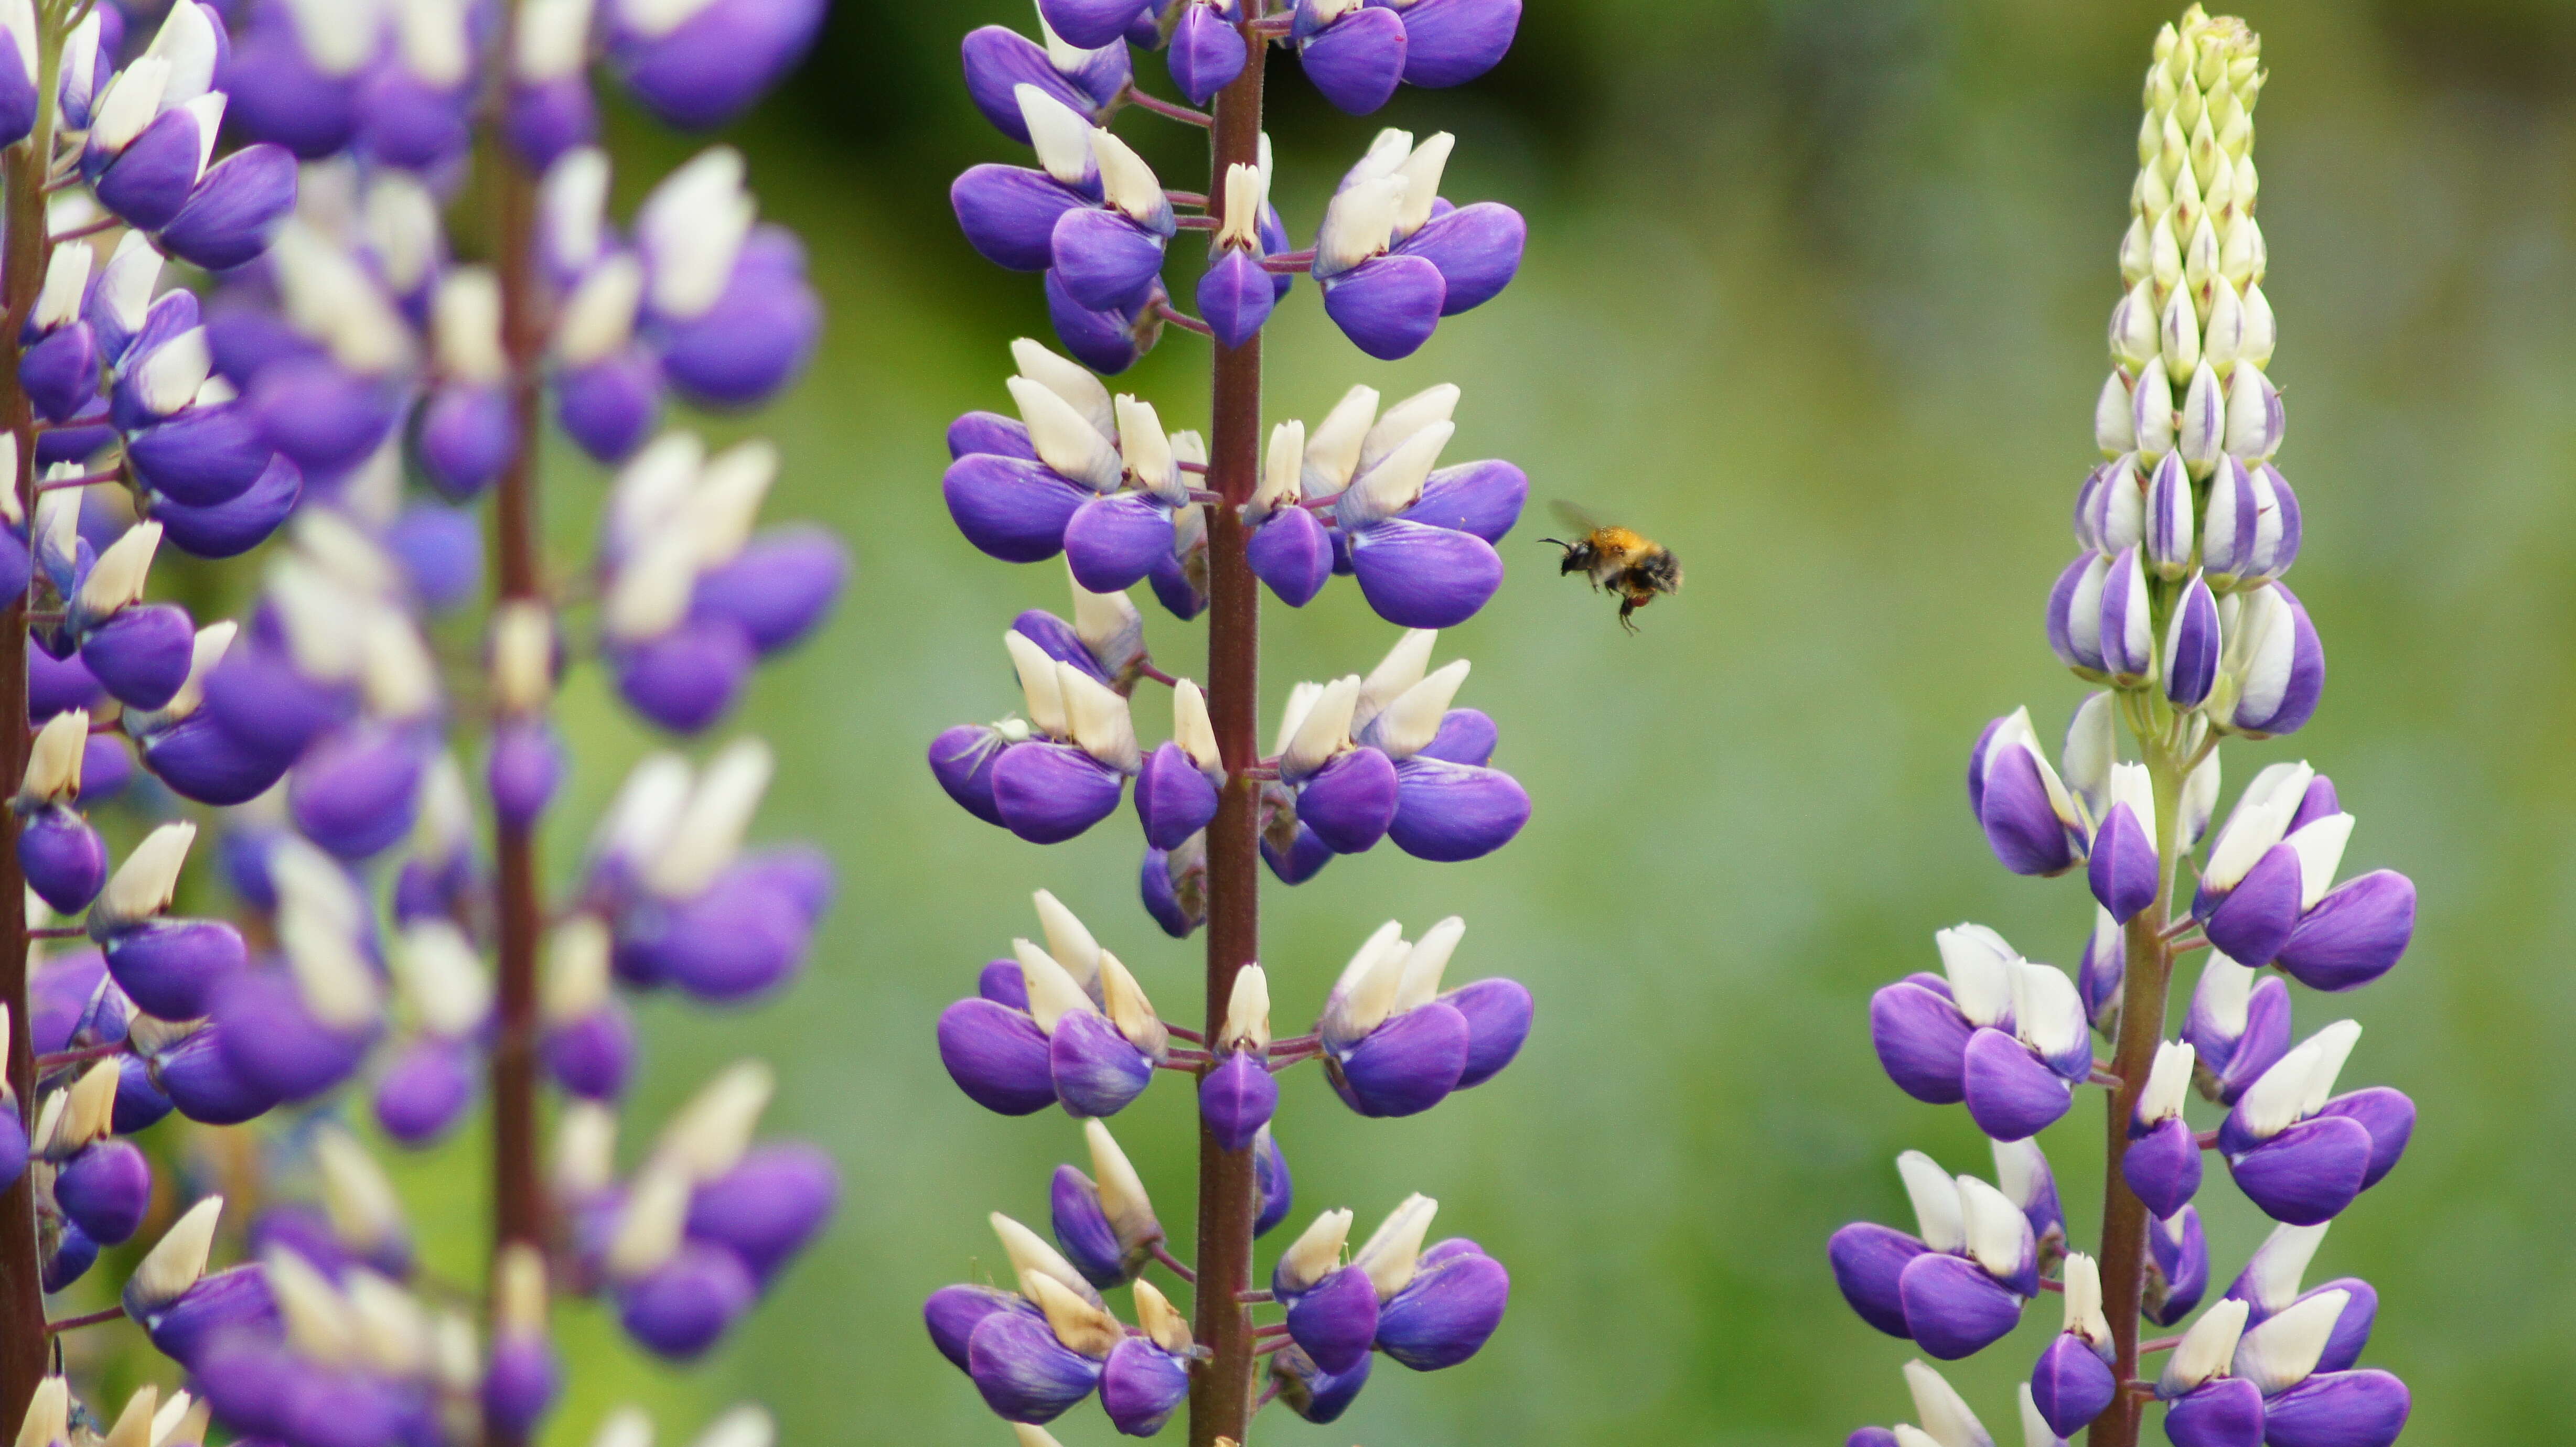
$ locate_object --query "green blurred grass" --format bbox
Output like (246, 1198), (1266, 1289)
(400, 1), (2576, 1442)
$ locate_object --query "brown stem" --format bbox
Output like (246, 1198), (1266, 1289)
(484, 23), (550, 1447)
(2087, 757), (2184, 1447)
(43, 1304), (122, 1334)
(0, 26), (52, 1428)
(1186, 29), (1264, 1447)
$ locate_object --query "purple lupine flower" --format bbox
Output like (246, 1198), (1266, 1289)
(939, 899), (1167, 1118)
(2217, 1021), (2410, 1227)
(14, 711), (106, 915)
(949, 631), (1141, 844)
(1293, 0), (1408, 115)
(1828, 1149), (2034, 1358)
(2121, 1040), (2204, 1219)
(79, 8), (230, 232)
(1311, 131), (1522, 358)
(1967, 706), (2089, 877)
(2027, 1252), (2118, 1439)
(374, 918), (492, 1144)
(1048, 127), (1176, 315)
(944, 339), (1129, 564)
(89, 822), (248, 1022)
(2214, 582), (2324, 737)
(1050, 1118), (1164, 1286)
(961, 23), (1126, 143)
(1168, 0), (1248, 107)
(2154, 1301), (2265, 1447)
(2147, 1207), (2212, 1327)
(1272, 1208), (1378, 1374)
(2202, 457), (2301, 593)
(634, 151), (823, 408)
(2231, 1289), (2409, 1447)
(1318, 919), (1495, 1117)
(2184, 952), (2293, 1105)
(606, 0), (827, 131)
(1198, 160), (1279, 347)
(2086, 760), (2158, 924)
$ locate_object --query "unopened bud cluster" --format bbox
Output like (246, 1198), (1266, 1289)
(1833, 12), (2416, 1447)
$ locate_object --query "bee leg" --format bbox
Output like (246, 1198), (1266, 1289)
(1617, 598), (1640, 633)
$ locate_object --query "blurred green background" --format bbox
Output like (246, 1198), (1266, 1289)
(362, 0), (2576, 1441)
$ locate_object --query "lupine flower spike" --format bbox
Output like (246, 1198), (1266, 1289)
(1831, 10), (2415, 1447)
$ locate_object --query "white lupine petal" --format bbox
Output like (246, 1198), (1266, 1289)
(283, 0), (385, 74)
(1251, 419), (1304, 514)
(2204, 760), (2313, 890)
(1006, 631), (1069, 738)
(34, 246), (90, 332)
(1989, 1137), (2053, 1214)
(2295, 1020), (2361, 1118)
(1390, 133), (1453, 237)
(270, 835), (367, 936)
(1344, 419), (1451, 523)
(2016, 1384), (2065, 1447)
(637, 148), (753, 318)
(605, 1167), (690, 1277)
(344, 1269), (432, 1375)
(1272, 679), (1323, 759)
(1133, 1278), (1192, 1354)
(552, 1103), (618, 1201)
(621, 0), (721, 38)
(265, 1248), (359, 1365)
(1359, 383), (1461, 473)
(2194, 952), (2256, 1036)
(645, 738), (774, 899)
(1009, 375), (1123, 491)
(2179, 748), (2222, 852)
(129, 1196), (223, 1310)
(0, 436), (17, 530)
(1278, 1208), (1353, 1292)
(1027, 889), (1102, 989)
(20, 711), (86, 802)
(686, 1408), (771, 1447)
(92, 56), (172, 154)
(991, 1210), (1099, 1305)
(315, 1125), (407, 1250)
(1016, 85), (1095, 187)
(514, 0), (594, 79)
(1393, 916), (1464, 1011)
(1355, 628), (1437, 729)
(540, 915), (613, 1025)
(2232, 1288), (2348, 1395)
(1319, 920), (1407, 1044)
(101, 820), (195, 922)
(1089, 128), (1163, 224)
(1341, 127), (1412, 189)
(592, 752), (691, 869)
(2108, 761), (2159, 843)
(555, 254), (644, 364)
(1935, 924), (2018, 1030)
(2060, 692), (2116, 819)
(359, 611), (439, 719)
(1372, 659), (1470, 760)
(1114, 394), (1179, 500)
(178, 92), (225, 179)
(149, 1391), (207, 1447)
(1301, 384), (1379, 498)
(1902, 1359), (1995, 1447)
(1218, 964), (1271, 1051)
(2012, 963), (2087, 1063)
(2285, 814), (2354, 913)
(1956, 1175), (2033, 1281)
(78, 513), (163, 614)
(2095, 372), (2136, 456)
(1069, 575), (1143, 665)
(651, 1060), (775, 1181)
(2160, 1298), (2249, 1395)
(1028, 1271), (1125, 1356)
(134, 323), (212, 417)
(1896, 1150), (1967, 1255)
(393, 0), (471, 84)
(1353, 1193), (1436, 1299)
(1215, 161), (1262, 249)
(281, 905), (383, 1029)
(2237, 1223), (2331, 1314)
(590, 1408), (653, 1447)
(540, 148), (611, 273)
(1282, 675), (1359, 779)
(2061, 1252), (2111, 1345)
(1316, 175), (1404, 275)
(493, 1243), (549, 1337)
(1058, 663), (1140, 771)
(491, 601), (554, 716)
(400, 919), (491, 1036)
(1012, 337), (1116, 437)
(1171, 681), (1220, 772)
(2139, 1040), (2195, 1124)
(1097, 949), (1165, 1056)
(1014, 940), (1089, 1033)
(433, 267), (506, 383)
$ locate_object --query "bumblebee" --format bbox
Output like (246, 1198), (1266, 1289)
(1542, 502), (1682, 632)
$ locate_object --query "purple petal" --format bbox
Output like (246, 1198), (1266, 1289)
(926, 1283), (1034, 1372)
(2031, 1333), (2118, 1439)
(1827, 1222), (1927, 1338)
(1300, 5), (1407, 113)
(1962, 1027), (2075, 1141)
(616, 619), (756, 734)
(2088, 800), (2158, 923)
(1271, 1343), (1370, 1422)
(993, 741), (1127, 845)
(1100, 1337), (1191, 1435)
(152, 451), (303, 560)
(2231, 583), (2325, 737)
(944, 453), (1089, 563)
(19, 809), (104, 915)
(1330, 1001), (1469, 1117)
(1393, 202), (1524, 315)
(373, 1036), (477, 1145)
(56, 1138), (151, 1244)
(690, 526), (847, 654)
(248, 358), (404, 474)
(2274, 871), (2413, 993)
(951, 410), (1038, 462)
(1014, 609), (1112, 685)
(19, 324), (99, 423)
(1247, 505), (1333, 606)
(1391, 0), (1519, 85)
(1444, 976), (1532, 1087)
(1199, 1050), (1278, 1152)
(1978, 744), (2078, 877)
(1870, 980), (1973, 1105)
(159, 144), (299, 271)
(211, 968), (376, 1104)
(1376, 1248), (1508, 1370)
(2203, 843), (2305, 968)
(656, 240), (822, 407)
(1387, 754), (1529, 860)
(2120, 1116), (2203, 1220)
(555, 347), (666, 463)
(2309, 1279), (2378, 1373)
(1046, 268), (1153, 375)
(1321, 252), (1445, 359)
(618, 1241), (756, 1359)
(2260, 1370), (2408, 1447)
(1288, 1264), (1380, 1373)
(2161, 1378), (2263, 1447)
(961, 26), (1100, 141)
(967, 1308), (1103, 1423)
(1407, 458), (1526, 542)
(151, 1025), (282, 1125)
(2227, 1115), (2373, 1226)
(94, 109), (206, 231)
(1051, 1162), (1128, 1287)
(930, 725), (1014, 827)
(418, 383), (517, 500)
(1049, 1007), (1153, 1117)
(289, 725), (427, 859)
(1169, 1), (1250, 104)
(80, 603), (196, 710)
(1297, 747), (1400, 853)
(1064, 491), (1175, 593)
(1416, 707), (1498, 766)
(1262, 821), (1335, 884)
(2315, 1087), (2413, 1192)
(609, 0), (826, 130)
(545, 1007), (636, 1102)
(1198, 247), (1277, 350)
(1134, 742), (1221, 850)
(937, 998), (1058, 1116)
(1051, 208), (1168, 313)
(2164, 574), (2221, 708)
(103, 917), (247, 1022)
(1895, 1251), (2024, 1362)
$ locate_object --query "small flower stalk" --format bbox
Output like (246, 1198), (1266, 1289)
(0, 1), (840, 1443)
(928, 3), (1531, 1440)
(1837, 12), (2414, 1447)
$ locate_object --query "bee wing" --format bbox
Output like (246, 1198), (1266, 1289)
(1548, 500), (1606, 536)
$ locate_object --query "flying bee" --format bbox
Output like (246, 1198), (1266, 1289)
(1542, 502), (1682, 632)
